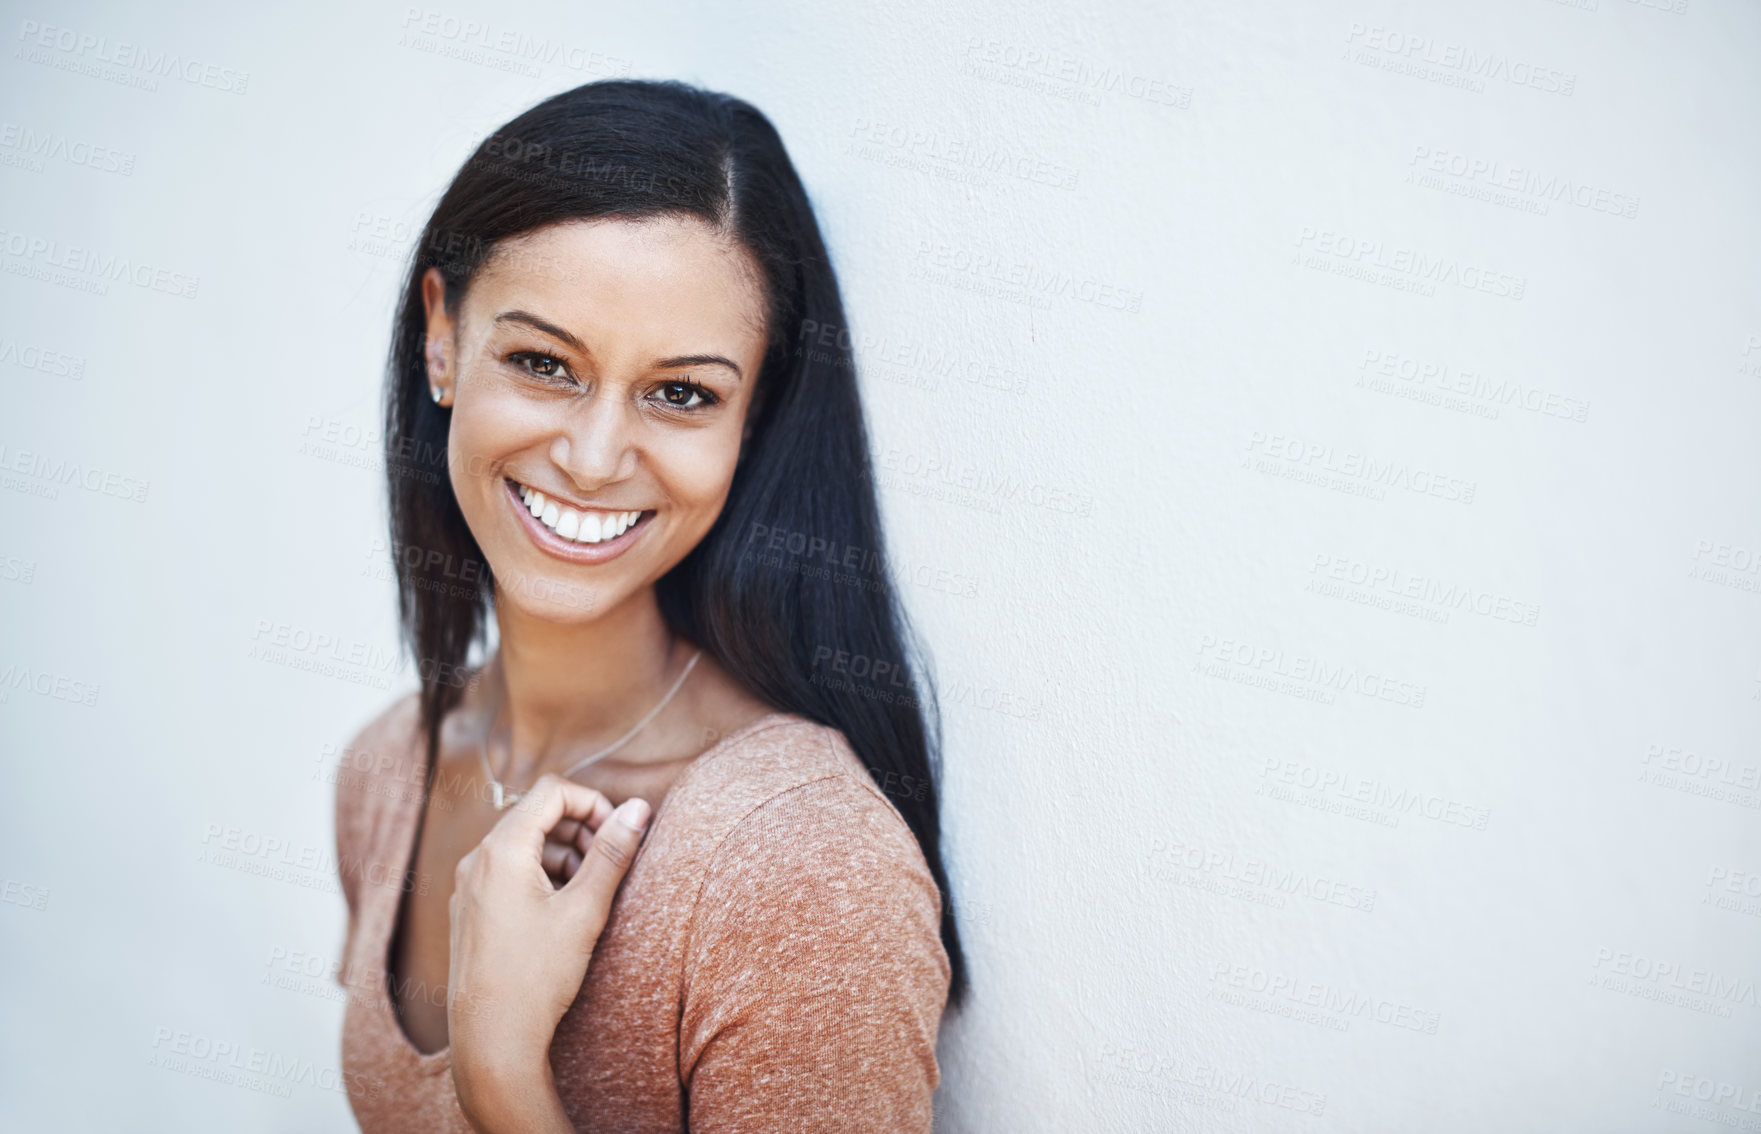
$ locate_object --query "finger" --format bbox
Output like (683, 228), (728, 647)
(551, 817), (585, 847)
(489, 774), (611, 857)
(541, 840), (573, 878)
(581, 792), (614, 832)
(560, 797), (650, 927)
(541, 840), (583, 881)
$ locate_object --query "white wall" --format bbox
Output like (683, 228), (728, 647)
(3, 0), (1758, 1130)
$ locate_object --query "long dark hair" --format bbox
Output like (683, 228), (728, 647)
(382, 79), (967, 1010)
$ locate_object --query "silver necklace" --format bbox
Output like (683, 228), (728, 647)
(476, 647), (704, 810)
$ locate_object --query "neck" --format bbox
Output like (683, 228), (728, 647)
(482, 584), (690, 785)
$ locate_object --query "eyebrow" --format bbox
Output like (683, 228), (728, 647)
(494, 310), (744, 382)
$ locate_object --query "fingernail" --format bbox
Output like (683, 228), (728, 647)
(616, 798), (651, 833)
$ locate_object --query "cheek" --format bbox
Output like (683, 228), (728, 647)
(653, 429), (744, 510)
(679, 427), (743, 486)
(445, 421), (496, 509)
(448, 388), (541, 482)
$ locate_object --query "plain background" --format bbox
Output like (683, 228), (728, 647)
(3, 0), (1759, 1130)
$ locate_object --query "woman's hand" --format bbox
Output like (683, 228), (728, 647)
(542, 813), (599, 888)
(446, 773), (652, 1132)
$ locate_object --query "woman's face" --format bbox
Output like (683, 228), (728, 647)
(422, 215), (770, 624)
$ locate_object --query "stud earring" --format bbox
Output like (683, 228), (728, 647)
(431, 385), (446, 404)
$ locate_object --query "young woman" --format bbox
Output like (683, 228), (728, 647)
(330, 79), (967, 1132)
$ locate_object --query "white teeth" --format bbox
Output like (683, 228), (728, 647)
(516, 482), (645, 543)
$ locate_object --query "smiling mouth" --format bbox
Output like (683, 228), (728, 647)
(506, 477), (653, 546)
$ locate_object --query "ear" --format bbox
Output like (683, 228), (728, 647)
(421, 268), (455, 393)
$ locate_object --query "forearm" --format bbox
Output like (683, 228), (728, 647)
(454, 1062), (577, 1134)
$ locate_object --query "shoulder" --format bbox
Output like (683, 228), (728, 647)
(343, 689), (424, 751)
(330, 692), (425, 851)
(669, 713), (928, 879)
(678, 714), (947, 976)
(703, 774), (946, 948)
(334, 690), (425, 784)
(674, 717), (950, 1120)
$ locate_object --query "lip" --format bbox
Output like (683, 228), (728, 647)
(503, 477), (654, 566)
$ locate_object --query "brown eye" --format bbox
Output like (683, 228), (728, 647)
(508, 352), (570, 381)
(657, 381), (717, 410)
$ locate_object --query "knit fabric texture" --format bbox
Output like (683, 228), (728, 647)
(331, 695), (949, 1132)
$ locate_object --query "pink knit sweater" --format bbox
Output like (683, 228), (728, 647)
(331, 696), (950, 1131)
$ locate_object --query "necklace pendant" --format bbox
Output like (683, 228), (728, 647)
(490, 782), (520, 810)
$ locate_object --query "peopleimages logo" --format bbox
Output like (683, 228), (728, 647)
(0, 337), (85, 380)
(0, 122), (136, 175)
(14, 19), (250, 94)
(1295, 227), (1526, 300)
(0, 663), (100, 707)
(398, 8), (633, 76)
(1343, 23), (1577, 96)
(0, 442), (150, 503)
(0, 228), (199, 299)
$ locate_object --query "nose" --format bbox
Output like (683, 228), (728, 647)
(548, 387), (639, 492)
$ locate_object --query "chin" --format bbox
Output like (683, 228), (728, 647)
(490, 563), (614, 623)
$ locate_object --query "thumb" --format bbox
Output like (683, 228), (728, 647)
(560, 797), (650, 937)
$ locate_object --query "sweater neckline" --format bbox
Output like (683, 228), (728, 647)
(372, 707), (803, 1074)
